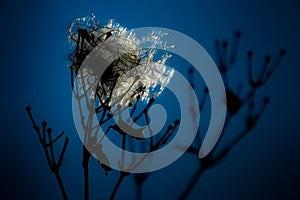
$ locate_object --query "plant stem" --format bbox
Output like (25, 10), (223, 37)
(135, 183), (142, 200)
(82, 146), (91, 200)
(54, 171), (69, 200)
(109, 173), (126, 200)
(84, 164), (89, 200)
(177, 164), (204, 200)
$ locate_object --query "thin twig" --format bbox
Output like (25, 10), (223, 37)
(177, 163), (204, 200)
(25, 106), (69, 200)
(109, 172), (127, 200)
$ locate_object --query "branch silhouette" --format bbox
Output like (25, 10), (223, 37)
(25, 106), (69, 200)
(177, 31), (286, 200)
(68, 16), (180, 200)
(25, 15), (286, 200)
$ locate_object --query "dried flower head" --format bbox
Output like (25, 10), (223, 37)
(69, 14), (174, 108)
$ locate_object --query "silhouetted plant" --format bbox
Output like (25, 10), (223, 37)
(68, 15), (177, 200)
(25, 106), (69, 200)
(177, 31), (286, 200)
(25, 14), (286, 200)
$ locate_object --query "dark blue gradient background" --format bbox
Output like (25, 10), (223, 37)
(1, 0), (299, 199)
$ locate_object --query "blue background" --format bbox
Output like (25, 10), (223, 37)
(1, 0), (299, 199)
